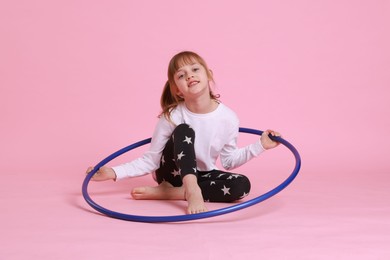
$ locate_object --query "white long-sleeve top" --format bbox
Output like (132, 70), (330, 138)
(113, 102), (265, 180)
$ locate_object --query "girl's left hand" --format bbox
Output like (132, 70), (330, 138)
(261, 129), (281, 150)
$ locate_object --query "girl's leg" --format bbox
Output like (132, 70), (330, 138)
(197, 170), (251, 202)
(133, 169), (251, 203)
(131, 181), (185, 200)
(131, 125), (186, 200)
(132, 124), (207, 214)
(154, 123), (197, 186)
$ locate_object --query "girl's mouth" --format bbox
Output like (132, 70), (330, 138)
(188, 81), (199, 87)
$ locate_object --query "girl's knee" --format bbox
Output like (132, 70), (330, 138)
(236, 175), (251, 194)
(174, 123), (195, 137)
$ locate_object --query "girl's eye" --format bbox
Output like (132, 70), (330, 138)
(178, 74), (184, 79)
(193, 67), (199, 72)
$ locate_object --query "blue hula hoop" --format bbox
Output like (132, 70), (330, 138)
(82, 127), (301, 223)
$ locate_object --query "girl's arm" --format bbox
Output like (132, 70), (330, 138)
(86, 116), (174, 182)
(112, 117), (174, 180)
(219, 128), (280, 171)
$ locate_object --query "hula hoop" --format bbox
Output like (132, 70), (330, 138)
(82, 127), (301, 223)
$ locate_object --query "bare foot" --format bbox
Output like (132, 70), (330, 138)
(132, 178), (208, 215)
(185, 185), (208, 214)
(131, 182), (184, 200)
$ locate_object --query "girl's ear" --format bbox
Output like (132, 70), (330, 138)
(208, 69), (213, 79)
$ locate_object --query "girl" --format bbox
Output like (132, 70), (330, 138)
(86, 51), (280, 214)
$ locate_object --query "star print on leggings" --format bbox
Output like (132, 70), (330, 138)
(240, 192), (249, 199)
(183, 136), (192, 144)
(171, 169), (180, 177)
(156, 124), (251, 202)
(177, 151), (185, 160)
(221, 185), (231, 195)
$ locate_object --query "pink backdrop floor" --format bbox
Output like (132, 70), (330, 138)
(2, 153), (389, 259)
(1, 0), (389, 259)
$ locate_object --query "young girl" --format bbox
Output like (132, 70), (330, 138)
(86, 51), (280, 214)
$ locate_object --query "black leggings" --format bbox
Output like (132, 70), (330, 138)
(155, 124), (251, 202)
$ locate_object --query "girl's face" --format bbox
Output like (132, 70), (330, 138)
(173, 62), (210, 100)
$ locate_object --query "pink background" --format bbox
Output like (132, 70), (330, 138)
(1, 0), (389, 259)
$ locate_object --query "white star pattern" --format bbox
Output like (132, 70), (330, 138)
(221, 185), (231, 195)
(210, 181), (216, 186)
(161, 156), (165, 165)
(183, 136), (192, 144)
(177, 151), (185, 160)
(171, 169), (180, 177)
(232, 174), (242, 178)
(201, 173), (211, 178)
(217, 173), (225, 178)
(240, 192), (248, 199)
(227, 175), (233, 180)
(193, 168), (197, 173)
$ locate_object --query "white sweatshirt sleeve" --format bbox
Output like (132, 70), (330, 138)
(219, 125), (265, 171)
(112, 117), (174, 181)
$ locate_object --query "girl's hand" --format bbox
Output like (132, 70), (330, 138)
(86, 166), (116, 181)
(261, 129), (281, 150)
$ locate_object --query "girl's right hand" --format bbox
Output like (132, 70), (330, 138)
(86, 166), (116, 181)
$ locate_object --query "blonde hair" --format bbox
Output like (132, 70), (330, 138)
(159, 51), (220, 120)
